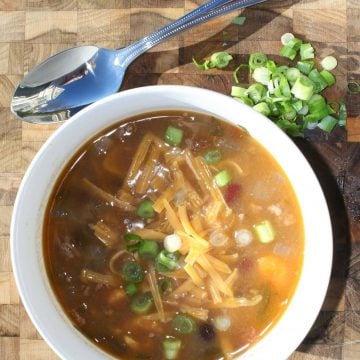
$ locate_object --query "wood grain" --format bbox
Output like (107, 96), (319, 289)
(0, 237), (11, 272)
(0, 12), (25, 42)
(78, 9), (130, 42)
(0, 337), (20, 360)
(25, 11), (77, 43)
(0, 0), (359, 359)
(27, 0), (77, 11)
(0, 273), (19, 305)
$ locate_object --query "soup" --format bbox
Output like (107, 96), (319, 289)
(44, 111), (304, 359)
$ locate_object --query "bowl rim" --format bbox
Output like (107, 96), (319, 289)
(11, 85), (333, 360)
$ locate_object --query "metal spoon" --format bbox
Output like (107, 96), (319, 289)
(11, 0), (265, 123)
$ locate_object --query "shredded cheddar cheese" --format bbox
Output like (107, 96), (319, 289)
(184, 263), (203, 286)
(120, 132), (246, 307)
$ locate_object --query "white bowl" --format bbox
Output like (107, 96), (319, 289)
(11, 85), (332, 360)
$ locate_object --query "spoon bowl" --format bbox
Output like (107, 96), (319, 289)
(12, 46), (126, 122)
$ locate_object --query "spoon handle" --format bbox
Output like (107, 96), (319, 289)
(118, 0), (266, 67)
(124, 0), (234, 53)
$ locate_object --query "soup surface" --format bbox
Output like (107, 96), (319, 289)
(44, 111), (304, 359)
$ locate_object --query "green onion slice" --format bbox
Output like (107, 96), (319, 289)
(137, 199), (154, 218)
(292, 100), (303, 113)
(130, 292), (153, 314)
(192, 57), (213, 70)
(165, 125), (184, 147)
(253, 102), (270, 116)
(304, 110), (329, 123)
(252, 67), (271, 86)
(348, 81), (360, 94)
(280, 102), (297, 121)
(296, 60), (314, 75)
(124, 233), (143, 252)
(214, 170), (231, 187)
(308, 94), (326, 113)
(298, 104), (309, 115)
(163, 338), (181, 360)
(320, 70), (335, 86)
(139, 240), (159, 260)
(338, 103), (346, 126)
(158, 278), (173, 295)
(291, 76), (314, 101)
(125, 283), (138, 296)
(280, 45), (297, 60)
(172, 314), (197, 334)
(300, 43), (315, 60)
(155, 250), (179, 273)
(234, 97), (254, 106)
(276, 118), (304, 137)
(321, 56), (337, 71)
(249, 53), (268, 70)
(266, 101), (281, 116)
(281, 32), (295, 45)
(247, 83), (266, 103)
(308, 69), (328, 93)
(317, 115), (338, 133)
(286, 68), (301, 83)
(232, 16), (246, 25)
(231, 86), (247, 98)
(286, 37), (303, 51)
(193, 52), (232, 70)
(254, 220), (275, 243)
(279, 75), (291, 97)
(204, 149), (222, 164)
(210, 52), (233, 69)
(121, 261), (145, 283)
(232, 64), (249, 84)
(266, 60), (277, 74)
(277, 65), (289, 75)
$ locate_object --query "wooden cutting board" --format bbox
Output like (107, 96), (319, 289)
(0, 0), (359, 359)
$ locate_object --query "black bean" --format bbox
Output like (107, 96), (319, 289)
(199, 323), (215, 342)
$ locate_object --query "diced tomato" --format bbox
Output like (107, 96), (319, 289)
(240, 326), (257, 344)
(224, 183), (241, 203)
(238, 256), (253, 271)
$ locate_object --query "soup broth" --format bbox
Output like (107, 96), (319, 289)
(44, 111), (304, 359)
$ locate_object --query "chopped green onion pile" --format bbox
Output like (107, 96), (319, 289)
(193, 34), (347, 137)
